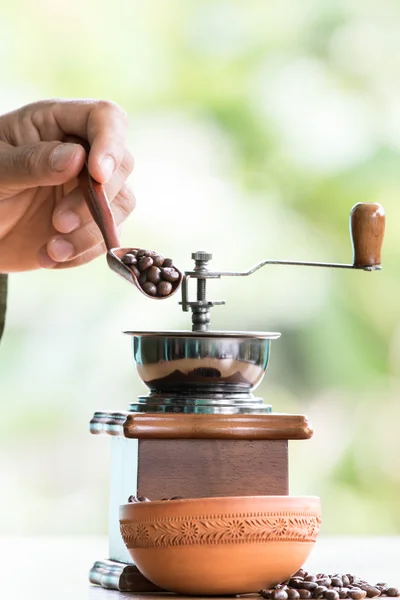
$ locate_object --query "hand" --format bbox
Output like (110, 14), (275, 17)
(0, 99), (135, 272)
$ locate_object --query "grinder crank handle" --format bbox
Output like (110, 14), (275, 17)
(350, 203), (385, 269)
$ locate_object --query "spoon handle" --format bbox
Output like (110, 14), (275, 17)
(77, 163), (120, 251)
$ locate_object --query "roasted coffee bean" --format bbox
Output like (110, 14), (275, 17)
(365, 588), (381, 598)
(342, 578), (351, 588)
(318, 580), (333, 588)
(332, 579), (344, 588)
(315, 587), (329, 598)
(137, 249), (151, 258)
(151, 253), (165, 267)
(147, 266), (161, 284)
(128, 495), (150, 503)
(142, 282), (157, 296)
(305, 577), (318, 583)
(260, 591), (274, 599)
(349, 590), (367, 600)
(339, 589), (349, 599)
(325, 592), (340, 600)
(298, 591), (312, 599)
(272, 591), (288, 600)
(161, 267), (180, 282)
(289, 579), (302, 588)
(301, 582), (318, 591)
(131, 265), (140, 278)
(121, 253), (137, 265)
(385, 589), (400, 597)
(138, 271), (147, 285)
(157, 280), (173, 297)
(162, 257), (173, 267)
(287, 590), (300, 599)
(138, 256), (153, 271)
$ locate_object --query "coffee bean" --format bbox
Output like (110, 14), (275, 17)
(332, 579), (343, 588)
(137, 249), (151, 258)
(298, 591), (312, 599)
(151, 253), (165, 267)
(325, 592), (340, 600)
(147, 266), (161, 284)
(305, 577), (318, 583)
(138, 256), (153, 271)
(121, 253), (137, 265)
(318, 580), (332, 588)
(156, 280), (172, 297)
(366, 588), (381, 598)
(163, 258), (173, 267)
(315, 586), (329, 598)
(349, 591), (367, 599)
(161, 267), (180, 282)
(300, 582), (318, 591)
(385, 589), (399, 597)
(342, 578), (351, 588)
(142, 282), (157, 296)
(339, 589), (349, 599)
(138, 271), (147, 285)
(260, 591), (274, 599)
(287, 590), (300, 599)
(128, 495), (150, 503)
(131, 265), (140, 278)
(272, 591), (288, 600)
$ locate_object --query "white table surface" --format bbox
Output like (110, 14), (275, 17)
(0, 536), (398, 600)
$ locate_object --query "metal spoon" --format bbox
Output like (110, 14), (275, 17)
(77, 162), (182, 299)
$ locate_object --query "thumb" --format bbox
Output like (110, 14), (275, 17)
(0, 142), (86, 191)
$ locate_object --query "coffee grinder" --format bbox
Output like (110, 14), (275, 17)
(88, 202), (385, 592)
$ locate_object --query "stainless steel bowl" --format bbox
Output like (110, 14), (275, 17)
(124, 331), (281, 414)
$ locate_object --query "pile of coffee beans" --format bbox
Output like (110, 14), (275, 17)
(128, 495), (184, 503)
(121, 249), (180, 297)
(260, 570), (400, 600)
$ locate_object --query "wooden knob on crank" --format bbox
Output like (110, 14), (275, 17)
(350, 203), (385, 268)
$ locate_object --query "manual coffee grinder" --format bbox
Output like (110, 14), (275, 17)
(89, 202), (385, 593)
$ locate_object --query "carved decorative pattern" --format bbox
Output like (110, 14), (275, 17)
(120, 511), (321, 548)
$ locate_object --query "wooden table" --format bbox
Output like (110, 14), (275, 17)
(1, 536), (398, 600)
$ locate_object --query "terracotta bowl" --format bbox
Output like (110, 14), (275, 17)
(119, 495), (321, 596)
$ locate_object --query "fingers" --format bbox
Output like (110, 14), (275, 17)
(0, 141), (85, 194)
(52, 150), (134, 234)
(38, 185), (135, 267)
(51, 100), (130, 183)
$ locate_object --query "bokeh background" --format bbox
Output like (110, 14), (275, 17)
(0, 0), (399, 537)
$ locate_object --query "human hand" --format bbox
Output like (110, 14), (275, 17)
(0, 99), (135, 272)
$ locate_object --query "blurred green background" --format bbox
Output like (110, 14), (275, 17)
(0, 0), (399, 537)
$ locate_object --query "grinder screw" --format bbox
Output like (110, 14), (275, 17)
(191, 251), (212, 263)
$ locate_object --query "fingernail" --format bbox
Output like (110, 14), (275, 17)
(56, 210), (80, 233)
(99, 155), (116, 182)
(38, 247), (57, 269)
(49, 238), (74, 261)
(51, 144), (78, 172)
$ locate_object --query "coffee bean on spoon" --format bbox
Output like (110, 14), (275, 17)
(121, 253), (137, 265)
(163, 258), (173, 267)
(138, 256), (153, 271)
(138, 271), (147, 285)
(161, 267), (180, 282)
(157, 281), (173, 297)
(147, 266), (161, 284)
(142, 282), (157, 296)
(151, 252), (165, 267)
(137, 249), (151, 258)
